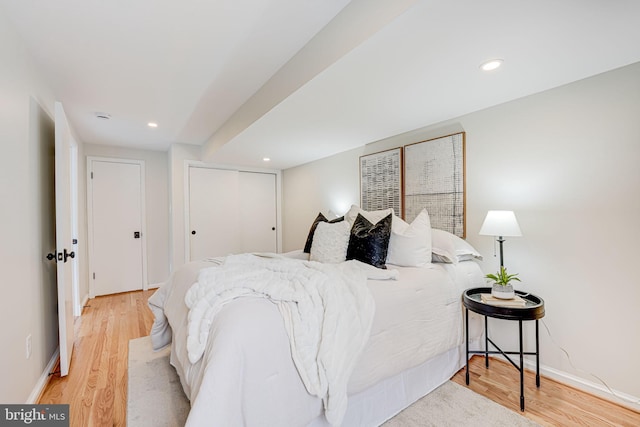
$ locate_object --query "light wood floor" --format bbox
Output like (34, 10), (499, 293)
(451, 357), (640, 426)
(38, 290), (155, 427)
(39, 290), (639, 426)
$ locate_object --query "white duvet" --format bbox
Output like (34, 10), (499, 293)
(183, 253), (396, 425)
(149, 253), (484, 426)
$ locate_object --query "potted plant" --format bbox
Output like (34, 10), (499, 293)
(485, 266), (521, 299)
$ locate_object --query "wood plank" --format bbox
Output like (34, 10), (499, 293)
(451, 356), (640, 426)
(39, 290), (155, 427)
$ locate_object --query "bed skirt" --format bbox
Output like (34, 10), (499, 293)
(310, 338), (481, 427)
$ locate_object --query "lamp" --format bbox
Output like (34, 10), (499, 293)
(479, 210), (522, 267)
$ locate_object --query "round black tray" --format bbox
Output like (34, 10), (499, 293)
(463, 287), (545, 320)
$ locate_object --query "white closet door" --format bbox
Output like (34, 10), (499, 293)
(238, 172), (277, 253)
(189, 167), (240, 260)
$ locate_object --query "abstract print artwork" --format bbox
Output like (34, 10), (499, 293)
(404, 132), (465, 237)
(359, 148), (403, 216)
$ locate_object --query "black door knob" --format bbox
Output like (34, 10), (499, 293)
(46, 252), (56, 262)
(272, 227), (275, 231)
(191, 230), (196, 235)
(63, 248), (75, 263)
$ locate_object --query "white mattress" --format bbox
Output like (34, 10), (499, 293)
(149, 257), (485, 426)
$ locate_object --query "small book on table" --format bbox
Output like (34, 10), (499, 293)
(481, 293), (526, 307)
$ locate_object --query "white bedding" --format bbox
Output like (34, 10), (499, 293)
(149, 253), (485, 426)
(185, 253), (399, 424)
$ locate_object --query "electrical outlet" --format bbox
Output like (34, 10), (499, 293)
(26, 334), (32, 359)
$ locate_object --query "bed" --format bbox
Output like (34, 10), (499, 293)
(148, 206), (485, 426)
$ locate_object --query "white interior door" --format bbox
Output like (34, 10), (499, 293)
(89, 159), (145, 296)
(54, 102), (75, 377)
(238, 172), (277, 253)
(188, 167), (240, 260)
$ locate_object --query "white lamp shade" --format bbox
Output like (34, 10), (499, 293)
(479, 210), (522, 237)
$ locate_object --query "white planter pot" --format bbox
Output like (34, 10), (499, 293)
(491, 283), (515, 299)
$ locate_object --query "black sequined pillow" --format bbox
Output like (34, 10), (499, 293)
(303, 213), (345, 253)
(346, 213), (392, 269)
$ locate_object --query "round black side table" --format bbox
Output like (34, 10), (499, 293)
(462, 287), (545, 411)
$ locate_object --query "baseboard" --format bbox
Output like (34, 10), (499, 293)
(26, 348), (59, 404)
(81, 293), (89, 310)
(147, 282), (163, 290)
(528, 360), (640, 413)
(488, 354), (640, 412)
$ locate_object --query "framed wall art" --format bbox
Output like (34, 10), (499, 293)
(359, 147), (403, 216)
(404, 132), (465, 237)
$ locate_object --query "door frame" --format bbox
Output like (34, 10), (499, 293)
(87, 156), (148, 298)
(70, 144), (81, 316)
(183, 160), (282, 264)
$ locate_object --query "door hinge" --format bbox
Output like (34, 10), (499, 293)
(93, 272), (95, 280)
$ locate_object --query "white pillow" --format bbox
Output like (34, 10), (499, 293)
(431, 229), (458, 263)
(455, 237), (483, 261)
(345, 205), (394, 226)
(386, 209), (432, 267)
(309, 221), (350, 264)
(431, 228), (483, 263)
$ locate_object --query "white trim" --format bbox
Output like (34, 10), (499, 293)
(183, 160), (282, 263)
(182, 161), (190, 264)
(148, 282), (163, 290)
(275, 170), (283, 254)
(488, 355), (640, 412)
(86, 157), (94, 298)
(81, 293), (90, 309)
(26, 348), (60, 404)
(86, 156), (148, 297)
(71, 144), (81, 317)
(139, 160), (148, 290)
(526, 359), (640, 412)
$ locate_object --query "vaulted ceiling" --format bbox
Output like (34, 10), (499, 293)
(3, 0), (640, 169)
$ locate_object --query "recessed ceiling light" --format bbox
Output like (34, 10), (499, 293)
(480, 59), (503, 71)
(95, 112), (111, 120)
(263, 157), (271, 162)
(148, 122), (158, 128)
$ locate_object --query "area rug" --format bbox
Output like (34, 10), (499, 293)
(128, 336), (189, 427)
(381, 381), (540, 427)
(128, 336), (540, 426)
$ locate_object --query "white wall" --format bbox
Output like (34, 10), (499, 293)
(0, 9), (59, 402)
(282, 62), (640, 408)
(82, 144), (170, 288)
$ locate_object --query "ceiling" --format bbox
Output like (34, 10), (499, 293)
(3, 0), (640, 170)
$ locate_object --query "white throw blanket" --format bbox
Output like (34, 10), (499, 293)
(184, 253), (394, 425)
